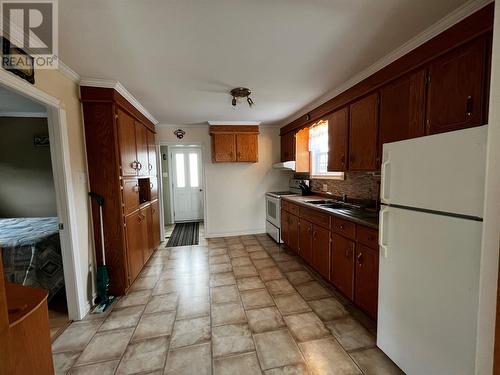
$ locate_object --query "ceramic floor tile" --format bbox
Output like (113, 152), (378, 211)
(164, 342), (212, 375)
(115, 290), (152, 309)
(326, 317), (376, 351)
(231, 256), (253, 267)
(210, 263), (233, 274)
(299, 338), (361, 375)
(250, 251), (271, 260)
(308, 298), (347, 322)
(212, 324), (254, 358)
(295, 282), (331, 301)
(211, 285), (240, 304)
(254, 329), (304, 370)
(210, 272), (236, 287)
(132, 311), (175, 341)
(130, 276), (158, 291)
(263, 364), (310, 375)
(52, 320), (102, 353)
(209, 248), (228, 256)
(213, 352), (262, 375)
(233, 265), (259, 278)
(283, 312), (330, 342)
(241, 289), (275, 310)
(246, 307), (286, 333)
(237, 276), (265, 291)
(212, 302), (247, 326)
(210, 254), (231, 264)
(116, 336), (169, 374)
(53, 352), (80, 374)
(170, 316), (211, 349)
(246, 245), (264, 252)
(274, 293), (312, 316)
(229, 249), (248, 258)
(69, 361), (119, 375)
(177, 295), (210, 319)
(99, 305), (144, 331)
(253, 258), (276, 270)
(76, 328), (134, 365)
(276, 261), (304, 273)
(259, 267), (284, 282)
(350, 347), (404, 375)
(265, 279), (295, 296)
(144, 292), (178, 314)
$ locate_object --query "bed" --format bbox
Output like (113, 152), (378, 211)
(0, 217), (64, 301)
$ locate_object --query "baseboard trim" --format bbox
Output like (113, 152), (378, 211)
(205, 228), (266, 238)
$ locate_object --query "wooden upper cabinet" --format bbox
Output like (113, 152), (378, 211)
(117, 108), (138, 177)
(349, 93), (379, 171)
(147, 130), (157, 176)
(280, 132), (295, 162)
(236, 133), (258, 162)
(212, 133), (236, 162)
(327, 107), (349, 172)
(379, 70), (426, 153)
(426, 37), (487, 135)
(135, 122), (149, 176)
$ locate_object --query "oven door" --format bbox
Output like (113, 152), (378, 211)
(266, 195), (281, 228)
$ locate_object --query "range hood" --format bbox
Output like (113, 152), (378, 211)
(272, 161), (296, 170)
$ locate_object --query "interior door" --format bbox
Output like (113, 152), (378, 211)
(171, 147), (204, 222)
(116, 108), (138, 176)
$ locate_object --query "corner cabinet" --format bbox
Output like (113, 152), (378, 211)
(210, 125), (259, 163)
(81, 86), (161, 295)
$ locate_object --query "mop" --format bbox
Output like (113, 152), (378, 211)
(88, 192), (115, 313)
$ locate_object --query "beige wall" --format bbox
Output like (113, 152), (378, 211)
(0, 117), (57, 217)
(34, 70), (95, 308)
(156, 125), (290, 237)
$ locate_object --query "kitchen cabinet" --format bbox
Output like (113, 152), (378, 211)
(142, 205), (153, 262)
(379, 70), (426, 153)
(280, 131), (295, 162)
(210, 126), (259, 163)
(282, 210), (299, 254)
(349, 93), (379, 171)
(299, 219), (313, 264)
(327, 107), (349, 172)
(125, 210), (146, 282)
(117, 109), (138, 177)
(135, 121), (149, 176)
(122, 178), (140, 215)
(355, 244), (379, 320)
(312, 225), (330, 280)
(426, 37), (487, 135)
(281, 210), (289, 245)
(149, 199), (161, 251)
(331, 233), (355, 299)
(147, 130), (157, 176)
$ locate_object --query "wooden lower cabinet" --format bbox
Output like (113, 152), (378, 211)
(125, 209), (147, 282)
(355, 244), (379, 320)
(149, 200), (161, 251)
(281, 210), (289, 245)
(281, 210), (299, 254)
(331, 233), (355, 299)
(312, 225), (330, 279)
(299, 219), (313, 264)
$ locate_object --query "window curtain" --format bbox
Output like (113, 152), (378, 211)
(309, 120), (328, 153)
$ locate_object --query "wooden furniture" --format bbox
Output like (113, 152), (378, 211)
(280, 131), (295, 162)
(209, 125), (259, 163)
(280, 4), (493, 171)
(81, 86), (161, 295)
(281, 200), (379, 319)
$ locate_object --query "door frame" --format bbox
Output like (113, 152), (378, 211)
(158, 142), (207, 229)
(0, 69), (86, 320)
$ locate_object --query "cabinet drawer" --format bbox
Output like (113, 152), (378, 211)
(282, 200), (300, 216)
(300, 206), (330, 229)
(357, 226), (378, 249)
(122, 178), (140, 215)
(332, 217), (355, 239)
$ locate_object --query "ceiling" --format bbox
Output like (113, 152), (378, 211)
(59, 0), (470, 126)
(0, 86), (47, 116)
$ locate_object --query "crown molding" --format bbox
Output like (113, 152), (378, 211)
(79, 78), (159, 125)
(208, 121), (261, 126)
(58, 60), (80, 83)
(157, 123), (209, 129)
(279, 0), (493, 127)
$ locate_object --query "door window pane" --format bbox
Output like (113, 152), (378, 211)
(189, 153), (199, 187)
(175, 153), (185, 188)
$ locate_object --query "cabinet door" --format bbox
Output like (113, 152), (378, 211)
(122, 178), (140, 215)
(312, 225), (330, 280)
(379, 70), (426, 154)
(149, 177), (158, 200)
(355, 244), (379, 319)
(281, 210), (289, 246)
(299, 219), (313, 264)
(213, 133), (236, 162)
(236, 134), (258, 162)
(125, 211), (145, 281)
(147, 130), (157, 176)
(281, 132), (295, 162)
(288, 214), (300, 254)
(150, 200), (161, 250)
(116, 108), (138, 176)
(349, 93), (379, 171)
(142, 205), (153, 262)
(135, 122), (149, 175)
(426, 38), (486, 135)
(327, 107), (349, 171)
(331, 233), (355, 299)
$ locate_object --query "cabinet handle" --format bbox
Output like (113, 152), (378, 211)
(131, 161), (138, 169)
(357, 252), (363, 266)
(133, 185), (139, 192)
(148, 163), (153, 170)
(150, 182), (154, 189)
(466, 96), (473, 117)
(137, 162), (142, 170)
(345, 248), (349, 258)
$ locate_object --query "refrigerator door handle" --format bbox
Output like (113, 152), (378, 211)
(379, 207), (389, 258)
(380, 155), (391, 203)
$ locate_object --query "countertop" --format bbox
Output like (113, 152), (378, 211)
(282, 195), (379, 229)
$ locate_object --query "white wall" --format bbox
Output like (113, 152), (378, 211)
(156, 125), (290, 237)
(476, 1), (500, 373)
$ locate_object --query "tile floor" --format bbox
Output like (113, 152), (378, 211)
(52, 232), (404, 374)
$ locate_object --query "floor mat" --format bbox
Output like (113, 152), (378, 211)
(166, 222), (200, 247)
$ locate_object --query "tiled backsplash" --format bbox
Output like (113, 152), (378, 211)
(309, 172), (381, 201)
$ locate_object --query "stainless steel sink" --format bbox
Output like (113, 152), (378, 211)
(318, 203), (345, 209)
(304, 200), (335, 205)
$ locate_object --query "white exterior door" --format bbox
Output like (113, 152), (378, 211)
(170, 147), (203, 222)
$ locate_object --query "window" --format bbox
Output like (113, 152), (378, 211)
(309, 120), (344, 179)
(175, 153), (185, 188)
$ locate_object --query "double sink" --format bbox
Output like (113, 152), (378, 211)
(304, 199), (378, 219)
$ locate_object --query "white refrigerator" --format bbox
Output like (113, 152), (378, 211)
(377, 125), (488, 375)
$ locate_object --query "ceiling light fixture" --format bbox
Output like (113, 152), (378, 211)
(230, 87), (254, 108)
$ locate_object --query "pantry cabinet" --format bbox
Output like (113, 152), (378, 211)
(210, 125), (259, 163)
(125, 209), (146, 282)
(327, 107), (349, 172)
